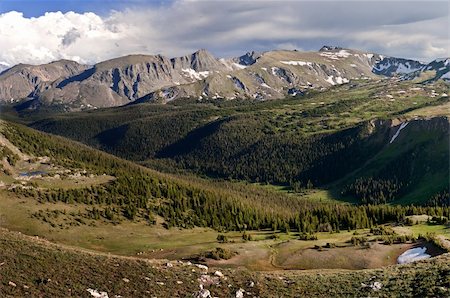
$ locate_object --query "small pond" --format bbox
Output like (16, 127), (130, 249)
(19, 171), (47, 177)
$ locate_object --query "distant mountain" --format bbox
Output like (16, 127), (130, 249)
(0, 62), (10, 74)
(0, 47), (448, 111)
(372, 57), (425, 76)
(140, 48), (383, 102)
(0, 60), (88, 104)
(373, 57), (450, 82)
(405, 58), (450, 82)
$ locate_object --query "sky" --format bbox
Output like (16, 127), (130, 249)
(0, 0), (448, 68)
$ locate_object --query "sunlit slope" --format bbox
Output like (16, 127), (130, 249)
(337, 117), (449, 205)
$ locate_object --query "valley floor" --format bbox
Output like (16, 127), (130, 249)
(1, 190), (448, 271)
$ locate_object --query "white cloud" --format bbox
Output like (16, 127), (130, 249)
(0, 1), (448, 68)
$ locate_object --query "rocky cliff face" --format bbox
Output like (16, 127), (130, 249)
(171, 49), (227, 72)
(23, 50), (230, 109)
(41, 55), (183, 106)
(0, 60), (88, 103)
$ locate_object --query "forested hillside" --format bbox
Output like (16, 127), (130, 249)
(2, 121), (449, 234)
(28, 80), (450, 205)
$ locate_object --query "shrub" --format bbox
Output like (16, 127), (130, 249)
(298, 233), (318, 241)
(207, 247), (237, 260)
(217, 234), (228, 243)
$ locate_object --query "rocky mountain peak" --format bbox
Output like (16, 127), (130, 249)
(0, 60), (88, 103)
(319, 45), (344, 52)
(171, 49), (222, 72)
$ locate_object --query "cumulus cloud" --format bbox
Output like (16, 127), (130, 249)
(0, 0), (448, 68)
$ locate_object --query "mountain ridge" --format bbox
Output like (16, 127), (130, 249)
(0, 47), (448, 111)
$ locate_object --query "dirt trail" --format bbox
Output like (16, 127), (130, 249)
(268, 241), (287, 270)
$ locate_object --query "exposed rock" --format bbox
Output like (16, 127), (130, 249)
(0, 60), (88, 103)
(195, 264), (209, 271)
(233, 51), (261, 66)
(87, 288), (109, 298)
(319, 45), (344, 52)
(198, 274), (219, 286)
(195, 285), (211, 298)
(236, 288), (245, 298)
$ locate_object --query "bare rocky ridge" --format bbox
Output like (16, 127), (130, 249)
(0, 60), (89, 104)
(0, 47), (448, 111)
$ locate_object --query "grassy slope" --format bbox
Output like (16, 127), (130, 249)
(0, 228), (449, 297)
(331, 116), (449, 205)
(2, 188), (449, 271)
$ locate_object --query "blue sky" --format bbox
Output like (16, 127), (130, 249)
(0, 0), (168, 17)
(0, 1), (448, 67)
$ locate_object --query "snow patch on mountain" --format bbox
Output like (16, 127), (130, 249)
(326, 76), (335, 85)
(325, 75), (349, 85)
(335, 76), (349, 84)
(434, 58), (450, 66)
(0, 62), (10, 73)
(320, 50), (352, 60)
(260, 83), (272, 89)
(182, 68), (210, 80)
(440, 71), (450, 79)
(271, 67), (279, 76)
(233, 63), (247, 70)
(390, 122), (408, 143)
(373, 58), (425, 76)
(280, 60), (313, 67)
(395, 63), (422, 74)
(397, 247), (431, 264)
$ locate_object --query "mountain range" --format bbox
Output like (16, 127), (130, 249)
(0, 46), (449, 111)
